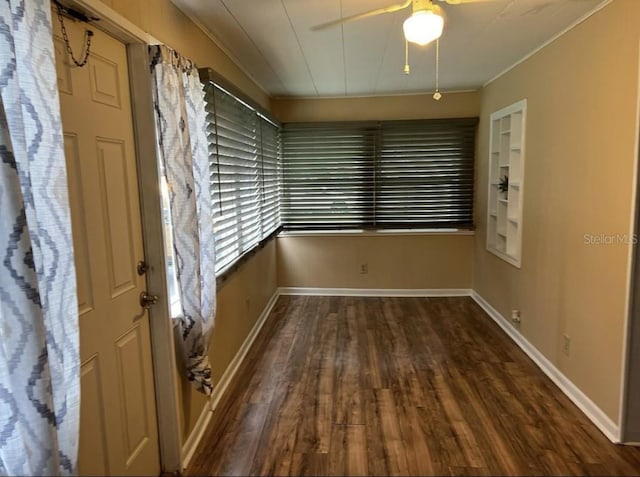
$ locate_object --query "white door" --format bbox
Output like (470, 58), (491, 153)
(53, 16), (161, 476)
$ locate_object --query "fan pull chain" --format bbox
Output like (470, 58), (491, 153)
(403, 39), (410, 75)
(433, 38), (442, 100)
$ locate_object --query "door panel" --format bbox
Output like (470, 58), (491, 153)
(54, 37), (73, 95)
(115, 326), (152, 464)
(96, 138), (137, 296)
(64, 133), (94, 316)
(79, 356), (110, 476)
(89, 52), (122, 108)
(54, 16), (160, 476)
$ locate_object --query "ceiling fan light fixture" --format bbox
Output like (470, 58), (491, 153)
(403, 9), (444, 46)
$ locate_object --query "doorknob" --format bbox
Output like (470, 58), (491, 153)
(140, 291), (159, 309)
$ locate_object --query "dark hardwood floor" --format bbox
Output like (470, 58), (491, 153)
(187, 296), (640, 476)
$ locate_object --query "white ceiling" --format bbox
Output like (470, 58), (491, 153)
(171, 0), (606, 98)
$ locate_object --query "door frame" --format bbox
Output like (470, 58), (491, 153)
(619, 40), (640, 445)
(55, 0), (183, 471)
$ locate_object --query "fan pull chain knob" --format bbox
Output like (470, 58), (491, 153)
(404, 39), (410, 75)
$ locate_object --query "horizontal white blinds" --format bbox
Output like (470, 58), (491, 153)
(259, 118), (281, 236)
(204, 82), (280, 274)
(377, 119), (476, 227)
(281, 118), (476, 230)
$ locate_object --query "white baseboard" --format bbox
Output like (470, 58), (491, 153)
(278, 287), (473, 297)
(471, 291), (621, 443)
(180, 290), (281, 470)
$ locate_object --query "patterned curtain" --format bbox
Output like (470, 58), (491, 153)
(150, 45), (217, 395)
(0, 0), (79, 475)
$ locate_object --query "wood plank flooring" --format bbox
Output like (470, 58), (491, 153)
(187, 296), (640, 476)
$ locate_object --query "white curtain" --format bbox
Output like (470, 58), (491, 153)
(0, 0), (80, 475)
(150, 45), (217, 395)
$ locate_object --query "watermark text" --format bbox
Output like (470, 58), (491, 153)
(583, 233), (638, 245)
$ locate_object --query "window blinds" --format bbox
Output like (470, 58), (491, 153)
(204, 82), (280, 274)
(281, 118), (477, 230)
(281, 122), (377, 229)
(377, 119), (476, 228)
(259, 117), (281, 236)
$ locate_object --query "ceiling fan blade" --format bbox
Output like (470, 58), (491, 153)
(312, 0), (412, 31)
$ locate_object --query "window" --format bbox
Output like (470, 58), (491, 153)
(259, 119), (281, 235)
(280, 122), (377, 229)
(202, 78), (281, 275)
(376, 119), (476, 228)
(281, 118), (477, 230)
(159, 174), (182, 317)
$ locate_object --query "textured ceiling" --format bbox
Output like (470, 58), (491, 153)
(171, 0), (607, 97)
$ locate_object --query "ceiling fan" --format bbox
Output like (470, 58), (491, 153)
(313, 0), (495, 100)
(313, 0), (495, 46)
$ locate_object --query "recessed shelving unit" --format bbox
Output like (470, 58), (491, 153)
(487, 99), (526, 268)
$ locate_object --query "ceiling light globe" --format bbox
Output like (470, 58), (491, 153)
(403, 10), (444, 46)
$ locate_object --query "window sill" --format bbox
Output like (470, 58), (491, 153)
(278, 228), (475, 238)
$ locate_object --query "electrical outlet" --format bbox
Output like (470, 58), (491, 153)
(562, 334), (571, 356)
(360, 263), (368, 274)
(511, 309), (521, 324)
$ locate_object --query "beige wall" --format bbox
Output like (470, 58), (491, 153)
(272, 91), (480, 122)
(474, 0), (640, 422)
(274, 92), (480, 291)
(278, 234), (473, 289)
(176, 241), (278, 440)
(99, 0), (269, 108)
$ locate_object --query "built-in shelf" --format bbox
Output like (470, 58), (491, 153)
(487, 99), (526, 268)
